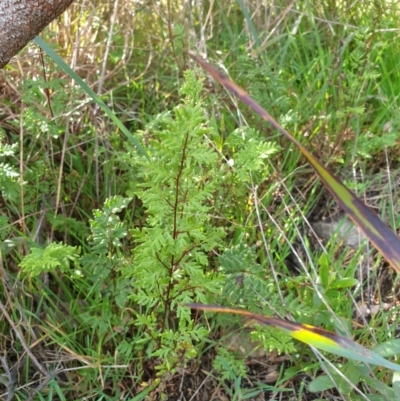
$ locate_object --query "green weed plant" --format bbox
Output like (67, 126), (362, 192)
(4, 1), (400, 399)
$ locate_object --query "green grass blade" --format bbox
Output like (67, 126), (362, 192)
(189, 52), (400, 274)
(393, 371), (400, 401)
(236, 0), (261, 49)
(129, 381), (159, 401)
(34, 36), (149, 160)
(187, 303), (400, 372)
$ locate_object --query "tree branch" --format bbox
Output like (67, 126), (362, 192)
(0, 0), (75, 68)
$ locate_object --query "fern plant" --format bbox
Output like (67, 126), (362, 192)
(19, 242), (81, 277)
(16, 69), (308, 384)
(124, 70), (226, 374)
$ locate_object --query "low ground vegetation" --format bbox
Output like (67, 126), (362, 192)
(1, 0), (400, 399)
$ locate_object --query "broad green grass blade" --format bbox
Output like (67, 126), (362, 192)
(189, 53), (400, 274)
(187, 303), (400, 372)
(34, 36), (149, 160)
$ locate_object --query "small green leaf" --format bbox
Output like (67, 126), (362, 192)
(308, 375), (336, 393)
(20, 243), (81, 277)
(330, 278), (359, 289)
(373, 339), (400, 358)
(318, 254), (330, 289)
(337, 361), (360, 395)
(363, 375), (395, 399)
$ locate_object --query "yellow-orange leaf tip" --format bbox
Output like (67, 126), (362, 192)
(186, 303), (400, 372)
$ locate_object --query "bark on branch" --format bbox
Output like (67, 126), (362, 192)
(0, 0), (75, 68)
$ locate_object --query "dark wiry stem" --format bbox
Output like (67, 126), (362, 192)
(161, 131), (190, 334)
